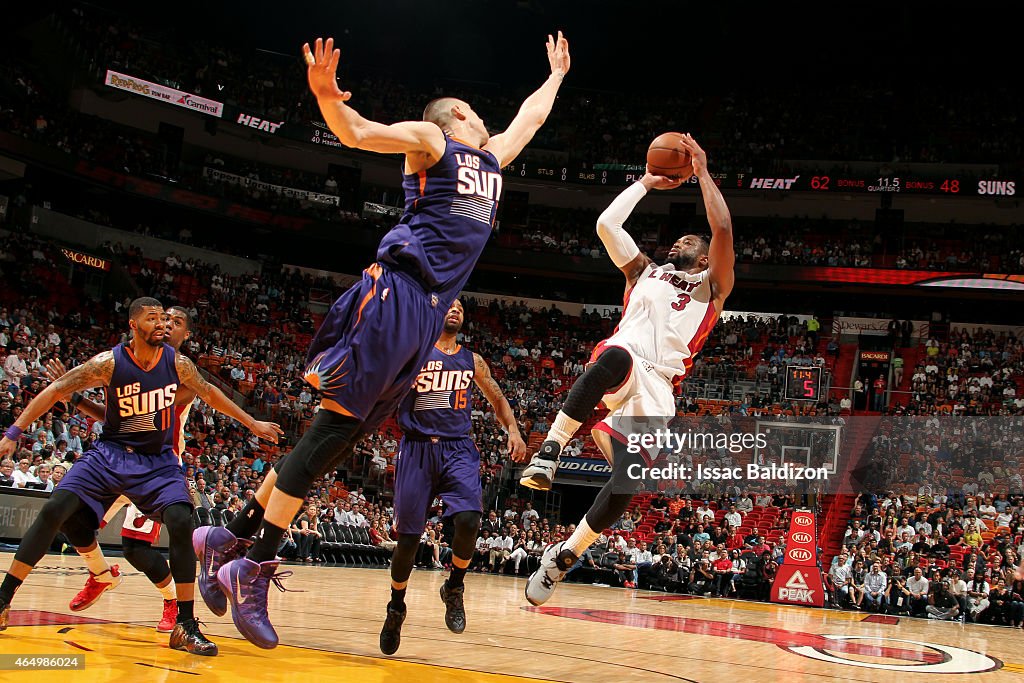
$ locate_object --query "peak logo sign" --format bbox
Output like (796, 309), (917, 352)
(778, 570), (815, 603)
(791, 531), (813, 544)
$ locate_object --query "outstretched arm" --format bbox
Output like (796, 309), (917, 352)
(175, 354), (283, 443)
(0, 351), (114, 458)
(472, 353), (527, 462)
(44, 358), (105, 421)
(484, 31), (570, 166)
(680, 134), (734, 304)
(597, 173), (684, 288)
(304, 37), (446, 157)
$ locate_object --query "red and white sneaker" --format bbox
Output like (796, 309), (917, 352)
(157, 599), (178, 633)
(70, 565), (122, 611)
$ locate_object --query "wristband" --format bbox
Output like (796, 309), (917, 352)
(4, 425), (23, 441)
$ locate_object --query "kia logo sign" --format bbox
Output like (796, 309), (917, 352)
(788, 548), (813, 562)
(791, 532), (813, 544)
(794, 516), (813, 527)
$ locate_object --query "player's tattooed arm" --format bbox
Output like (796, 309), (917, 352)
(44, 357), (106, 421)
(3, 351), (113, 439)
(473, 353), (527, 462)
(175, 354), (284, 443)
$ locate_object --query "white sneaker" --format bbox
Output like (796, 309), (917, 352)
(520, 440), (563, 491)
(525, 541), (577, 606)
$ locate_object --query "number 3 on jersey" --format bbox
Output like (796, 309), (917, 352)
(672, 293), (691, 311)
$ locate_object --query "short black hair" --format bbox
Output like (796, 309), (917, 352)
(129, 297), (163, 319)
(166, 305), (193, 331)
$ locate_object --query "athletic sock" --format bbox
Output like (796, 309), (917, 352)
(390, 587), (407, 609)
(545, 412), (582, 450)
(226, 498), (266, 540)
(248, 521), (287, 563)
(0, 574), (23, 604)
(565, 517), (600, 558)
(447, 565), (468, 589)
(79, 546), (111, 577)
(176, 599), (195, 623)
(157, 581), (176, 601)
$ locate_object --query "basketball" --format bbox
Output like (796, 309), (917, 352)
(647, 132), (693, 179)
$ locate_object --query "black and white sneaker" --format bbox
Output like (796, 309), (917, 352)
(519, 440), (562, 491)
(525, 541), (578, 606)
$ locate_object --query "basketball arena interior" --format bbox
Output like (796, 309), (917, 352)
(0, 1), (1022, 681)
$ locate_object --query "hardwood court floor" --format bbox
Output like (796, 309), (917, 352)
(0, 551), (1021, 682)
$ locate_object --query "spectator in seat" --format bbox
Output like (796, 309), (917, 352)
(471, 530), (492, 571)
(690, 559), (714, 595)
(488, 528), (513, 573)
(296, 503), (323, 562)
(829, 551), (854, 607)
(862, 562), (889, 612)
(613, 552), (638, 589)
(888, 575), (912, 615)
(12, 458), (38, 488)
(906, 566), (931, 616)
(724, 504), (743, 530)
(966, 571), (990, 622)
(509, 529), (531, 575)
(927, 579), (961, 621)
(521, 502), (540, 528)
(0, 459), (14, 486)
(649, 554), (679, 592)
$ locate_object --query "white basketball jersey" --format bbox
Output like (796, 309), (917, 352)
(604, 263), (719, 383)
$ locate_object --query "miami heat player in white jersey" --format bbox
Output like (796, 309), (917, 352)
(521, 134), (735, 489)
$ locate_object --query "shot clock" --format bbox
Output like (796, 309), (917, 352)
(784, 366), (823, 402)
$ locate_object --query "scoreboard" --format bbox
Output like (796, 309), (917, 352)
(500, 161), (1018, 198)
(784, 366), (823, 402)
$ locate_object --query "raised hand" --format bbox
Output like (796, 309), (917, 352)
(546, 30), (570, 78)
(302, 37), (351, 102)
(640, 170), (686, 191)
(679, 133), (709, 177)
(252, 420), (285, 444)
(44, 357), (69, 384)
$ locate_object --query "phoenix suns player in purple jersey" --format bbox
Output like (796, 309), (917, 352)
(380, 299), (526, 655)
(0, 298), (281, 656)
(198, 32), (570, 650)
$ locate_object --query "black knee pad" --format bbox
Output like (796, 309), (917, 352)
(390, 534), (421, 584)
(593, 345), (632, 380)
(60, 509), (99, 548)
(14, 490), (89, 568)
(275, 411), (360, 498)
(161, 503), (194, 532)
(122, 537), (171, 584)
(562, 346), (632, 421)
(449, 511), (481, 561)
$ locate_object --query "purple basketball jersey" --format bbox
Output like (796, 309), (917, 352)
(398, 345), (475, 438)
(377, 135), (500, 307)
(101, 343), (179, 454)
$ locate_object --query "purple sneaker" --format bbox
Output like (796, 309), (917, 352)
(217, 558), (292, 650)
(193, 526), (250, 617)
